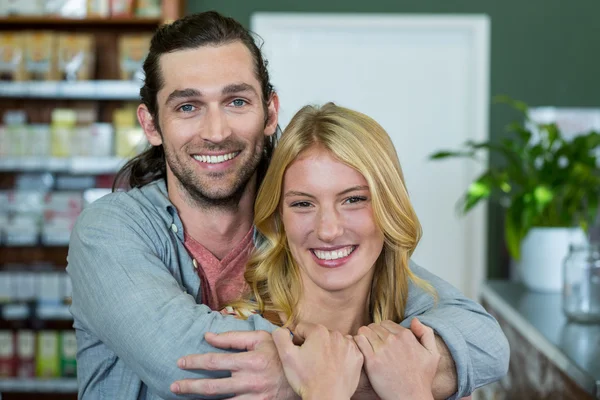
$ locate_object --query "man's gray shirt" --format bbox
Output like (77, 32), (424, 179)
(67, 179), (509, 399)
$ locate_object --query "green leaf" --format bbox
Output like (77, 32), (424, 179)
(504, 205), (523, 260)
(430, 150), (467, 160)
(493, 95), (529, 115)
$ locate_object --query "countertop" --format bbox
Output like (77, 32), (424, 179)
(481, 280), (600, 399)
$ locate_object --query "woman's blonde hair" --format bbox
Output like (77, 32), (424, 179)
(231, 102), (435, 326)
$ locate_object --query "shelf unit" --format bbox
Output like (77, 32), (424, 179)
(0, 2), (183, 399)
(0, 80), (142, 100)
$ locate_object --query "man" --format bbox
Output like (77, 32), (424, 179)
(67, 11), (508, 400)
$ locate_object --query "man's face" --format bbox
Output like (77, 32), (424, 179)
(151, 42), (276, 206)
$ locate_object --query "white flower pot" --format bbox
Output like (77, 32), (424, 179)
(519, 227), (587, 292)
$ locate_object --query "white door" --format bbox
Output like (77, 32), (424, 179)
(252, 13), (490, 298)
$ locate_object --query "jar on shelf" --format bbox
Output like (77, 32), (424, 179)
(563, 243), (600, 323)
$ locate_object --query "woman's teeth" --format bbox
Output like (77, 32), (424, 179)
(313, 246), (356, 260)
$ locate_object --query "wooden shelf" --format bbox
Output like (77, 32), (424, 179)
(0, 16), (163, 26)
(0, 246), (68, 266)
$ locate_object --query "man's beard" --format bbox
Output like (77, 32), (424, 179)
(165, 142), (264, 211)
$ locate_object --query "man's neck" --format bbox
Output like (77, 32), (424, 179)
(167, 180), (256, 260)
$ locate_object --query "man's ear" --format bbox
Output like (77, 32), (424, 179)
(264, 92), (280, 137)
(137, 104), (162, 146)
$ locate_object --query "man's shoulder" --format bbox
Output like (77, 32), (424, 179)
(77, 181), (171, 228)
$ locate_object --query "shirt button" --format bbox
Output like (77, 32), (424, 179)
(171, 224), (178, 233)
(193, 259), (198, 269)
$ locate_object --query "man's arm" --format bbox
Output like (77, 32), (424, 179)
(67, 197), (277, 399)
(403, 261), (509, 400)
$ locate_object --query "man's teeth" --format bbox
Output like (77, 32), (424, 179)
(193, 152), (238, 164)
(313, 246), (355, 261)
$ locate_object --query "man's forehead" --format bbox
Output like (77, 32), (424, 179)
(157, 43), (258, 89)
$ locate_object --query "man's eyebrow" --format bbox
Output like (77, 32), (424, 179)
(222, 83), (258, 96)
(165, 88), (202, 106)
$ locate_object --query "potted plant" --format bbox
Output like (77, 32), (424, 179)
(430, 96), (600, 291)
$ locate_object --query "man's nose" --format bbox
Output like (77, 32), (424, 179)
(200, 105), (232, 143)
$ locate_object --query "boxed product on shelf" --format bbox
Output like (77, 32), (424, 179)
(0, 330), (15, 377)
(45, 0), (87, 18)
(28, 124), (52, 157)
(16, 330), (35, 378)
(114, 105), (147, 157)
(36, 330), (60, 378)
(72, 122), (113, 157)
(87, 0), (110, 17)
(42, 191), (84, 245)
(0, 32), (26, 81)
(118, 34), (151, 80)
(23, 31), (58, 81)
(0, 125), (7, 157)
(3, 110), (27, 157)
(1, 0), (45, 16)
(50, 108), (77, 157)
(57, 33), (95, 81)
(13, 270), (37, 303)
(136, 0), (161, 18)
(60, 331), (77, 377)
(110, 0), (135, 18)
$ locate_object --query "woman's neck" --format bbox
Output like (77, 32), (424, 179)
(296, 288), (371, 335)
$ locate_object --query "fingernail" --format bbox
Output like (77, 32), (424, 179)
(170, 383), (180, 393)
(177, 358), (185, 368)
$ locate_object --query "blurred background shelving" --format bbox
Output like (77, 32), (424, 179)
(0, 0), (182, 398)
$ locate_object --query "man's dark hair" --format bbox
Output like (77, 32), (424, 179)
(113, 11), (278, 190)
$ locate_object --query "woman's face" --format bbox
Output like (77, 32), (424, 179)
(281, 146), (385, 295)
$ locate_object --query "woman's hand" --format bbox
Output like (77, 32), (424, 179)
(273, 323), (364, 400)
(354, 318), (440, 400)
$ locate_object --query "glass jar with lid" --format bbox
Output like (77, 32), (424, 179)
(563, 243), (600, 323)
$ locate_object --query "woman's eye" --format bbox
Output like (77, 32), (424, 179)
(345, 196), (367, 204)
(179, 104), (195, 112)
(231, 99), (247, 107)
(290, 201), (312, 208)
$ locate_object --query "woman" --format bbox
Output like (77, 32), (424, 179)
(227, 102), (440, 399)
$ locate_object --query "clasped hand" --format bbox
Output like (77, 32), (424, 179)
(171, 318), (439, 400)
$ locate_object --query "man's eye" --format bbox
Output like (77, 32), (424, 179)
(179, 104), (195, 112)
(231, 99), (247, 107)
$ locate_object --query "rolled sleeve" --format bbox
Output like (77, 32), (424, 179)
(403, 261), (510, 399)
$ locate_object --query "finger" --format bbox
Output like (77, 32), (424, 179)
(368, 323), (392, 341)
(292, 322), (328, 342)
(272, 328), (297, 360)
(171, 376), (247, 396)
(380, 319), (406, 335)
(355, 326), (381, 351)
(353, 334), (375, 359)
(205, 330), (270, 351)
(410, 318), (437, 353)
(177, 352), (255, 371)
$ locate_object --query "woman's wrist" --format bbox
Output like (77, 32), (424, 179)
(303, 389), (349, 400)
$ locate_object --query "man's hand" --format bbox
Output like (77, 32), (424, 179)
(354, 318), (440, 400)
(170, 330), (297, 399)
(273, 323), (364, 400)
